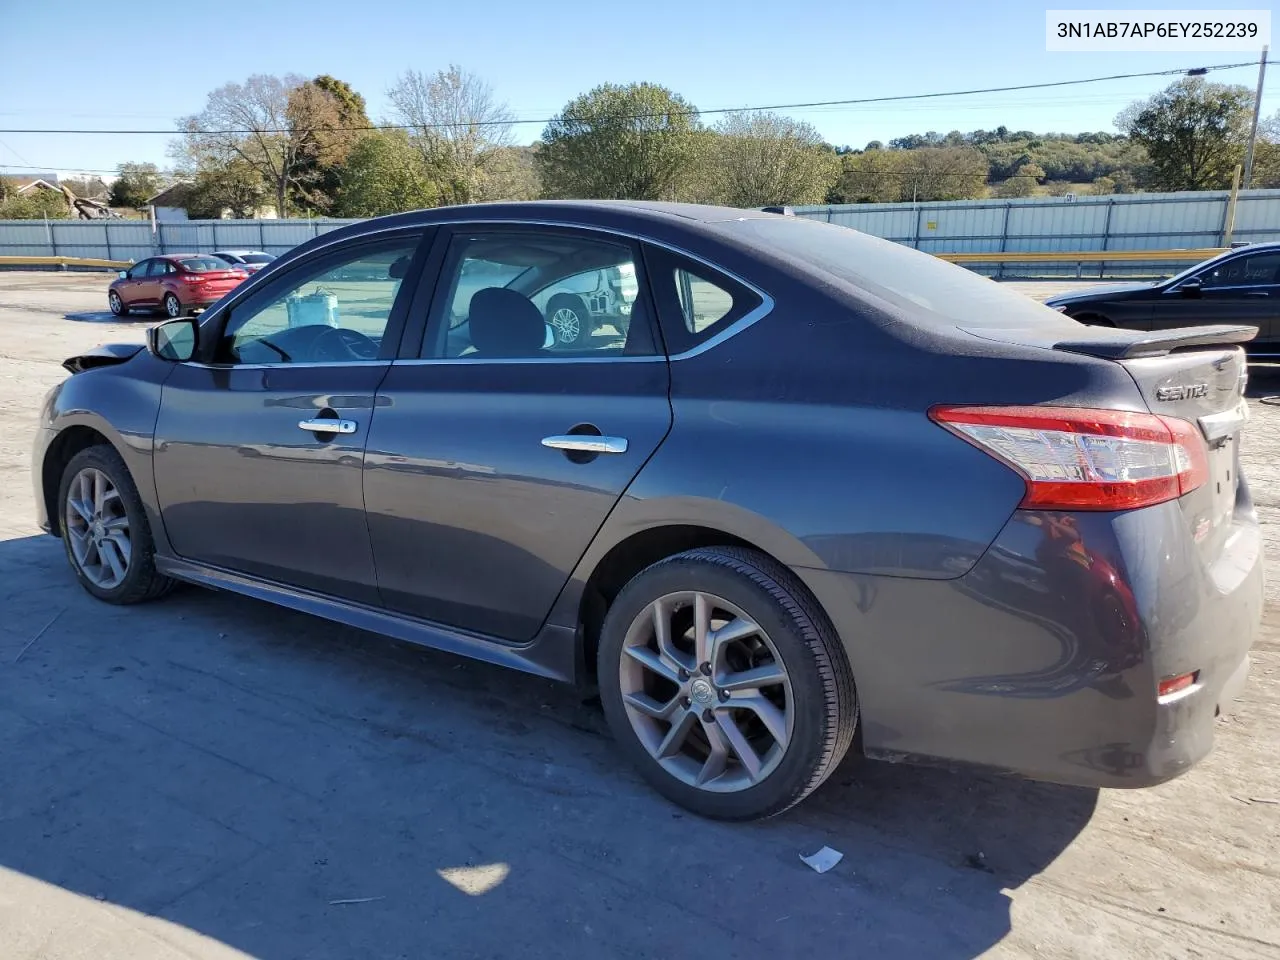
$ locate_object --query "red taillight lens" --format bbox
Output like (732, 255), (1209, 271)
(181, 273), (207, 283)
(929, 405), (1209, 511)
(1158, 671), (1199, 698)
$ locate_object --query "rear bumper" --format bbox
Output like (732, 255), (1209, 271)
(797, 493), (1264, 789)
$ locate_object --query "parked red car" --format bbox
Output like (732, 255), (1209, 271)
(108, 254), (248, 319)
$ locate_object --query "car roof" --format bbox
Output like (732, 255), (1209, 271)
(213, 249), (268, 256)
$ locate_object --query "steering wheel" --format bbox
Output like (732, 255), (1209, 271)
(312, 326), (379, 362)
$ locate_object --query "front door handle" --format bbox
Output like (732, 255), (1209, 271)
(299, 418), (358, 435)
(541, 435), (628, 454)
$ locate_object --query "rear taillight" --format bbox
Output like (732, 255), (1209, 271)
(181, 273), (207, 283)
(929, 405), (1209, 511)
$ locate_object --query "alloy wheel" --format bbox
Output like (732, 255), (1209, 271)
(108, 291), (122, 314)
(64, 467), (131, 589)
(617, 591), (793, 793)
(550, 307), (581, 344)
(165, 294), (182, 318)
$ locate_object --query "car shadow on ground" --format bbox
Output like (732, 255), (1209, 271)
(0, 531), (1098, 959)
(64, 310), (152, 324)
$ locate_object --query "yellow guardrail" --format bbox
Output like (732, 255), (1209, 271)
(938, 248), (1226, 264)
(0, 255), (132, 269)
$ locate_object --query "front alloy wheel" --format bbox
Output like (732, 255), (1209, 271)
(65, 467), (131, 589)
(599, 547), (857, 820)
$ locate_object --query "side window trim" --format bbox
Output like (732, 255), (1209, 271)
(192, 230), (429, 367)
(415, 223), (662, 362)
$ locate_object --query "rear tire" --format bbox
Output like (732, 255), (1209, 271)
(163, 292), (184, 318)
(598, 546), (857, 820)
(58, 445), (175, 605)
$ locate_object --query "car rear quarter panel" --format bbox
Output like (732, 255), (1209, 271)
(36, 354), (172, 551)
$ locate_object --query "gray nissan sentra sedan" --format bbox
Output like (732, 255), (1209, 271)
(32, 202), (1263, 820)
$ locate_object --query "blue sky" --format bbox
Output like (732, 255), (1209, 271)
(0, 0), (1271, 176)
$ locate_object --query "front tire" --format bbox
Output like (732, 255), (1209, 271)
(545, 295), (591, 348)
(108, 290), (128, 317)
(163, 292), (183, 318)
(58, 445), (174, 604)
(598, 547), (857, 820)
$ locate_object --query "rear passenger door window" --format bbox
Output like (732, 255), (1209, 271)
(421, 228), (658, 358)
(643, 247), (764, 355)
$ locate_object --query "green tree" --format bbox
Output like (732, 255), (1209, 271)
(387, 65), (514, 206)
(709, 111), (839, 207)
(186, 159), (270, 218)
(896, 146), (989, 201)
(479, 145), (541, 201)
(0, 182), (70, 219)
(333, 130), (442, 217)
(1117, 78), (1252, 190)
(994, 163), (1044, 198)
(109, 162), (163, 208)
(829, 149), (904, 203)
(288, 75), (370, 214)
(536, 83), (703, 200)
(1091, 174), (1117, 195)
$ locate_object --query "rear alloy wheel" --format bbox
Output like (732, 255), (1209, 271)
(108, 290), (128, 317)
(163, 292), (183, 318)
(58, 445), (174, 604)
(599, 547), (857, 820)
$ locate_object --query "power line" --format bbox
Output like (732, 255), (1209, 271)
(0, 59), (1268, 136)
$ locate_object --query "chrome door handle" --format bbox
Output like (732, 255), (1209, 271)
(298, 418), (358, 435)
(541, 435), (628, 454)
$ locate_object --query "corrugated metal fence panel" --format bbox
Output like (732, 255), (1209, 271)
(1230, 191), (1280, 244)
(794, 189), (1280, 253)
(3, 196), (1278, 261)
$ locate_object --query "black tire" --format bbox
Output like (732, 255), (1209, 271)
(108, 290), (128, 317)
(163, 292), (184, 318)
(57, 445), (175, 604)
(545, 295), (591, 348)
(1073, 312), (1114, 327)
(598, 546), (857, 820)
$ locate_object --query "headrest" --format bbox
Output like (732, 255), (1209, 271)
(468, 287), (546, 357)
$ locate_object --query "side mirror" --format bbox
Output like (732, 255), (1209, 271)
(118, 271), (128, 279)
(1178, 278), (1203, 298)
(147, 318), (198, 362)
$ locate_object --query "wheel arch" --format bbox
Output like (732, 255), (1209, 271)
(41, 424), (114, 536)
(565, 509), (832, 683)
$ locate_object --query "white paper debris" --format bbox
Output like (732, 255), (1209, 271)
(800, 846), (844, 874)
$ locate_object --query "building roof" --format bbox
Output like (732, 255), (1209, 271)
(16, 178), (63, 195)
(145, 182), (192, 206)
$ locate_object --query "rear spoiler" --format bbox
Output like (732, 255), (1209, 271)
(1053, 324), (1257, 360)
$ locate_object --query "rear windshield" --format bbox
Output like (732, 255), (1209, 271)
(180, 257), (233, 272)
(241, 253), (273, 264)
(728, 217), (1068, 330)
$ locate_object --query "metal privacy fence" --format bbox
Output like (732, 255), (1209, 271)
(792, 189), (1280, 254)
(1, 189), (1278, 270)
(0, 218), (360, 263)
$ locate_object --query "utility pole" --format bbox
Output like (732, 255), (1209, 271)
(1242, 45), (1269, 188)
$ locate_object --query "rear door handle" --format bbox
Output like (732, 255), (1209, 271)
(299, 418), (358, 435)
(541, 435), (628, 454)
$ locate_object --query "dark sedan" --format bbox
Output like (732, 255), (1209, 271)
(1045, 242), (1280, 357)
(32, 202), (1263, 820)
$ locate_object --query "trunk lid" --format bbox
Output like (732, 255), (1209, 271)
(966, 322), (1254, 560)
